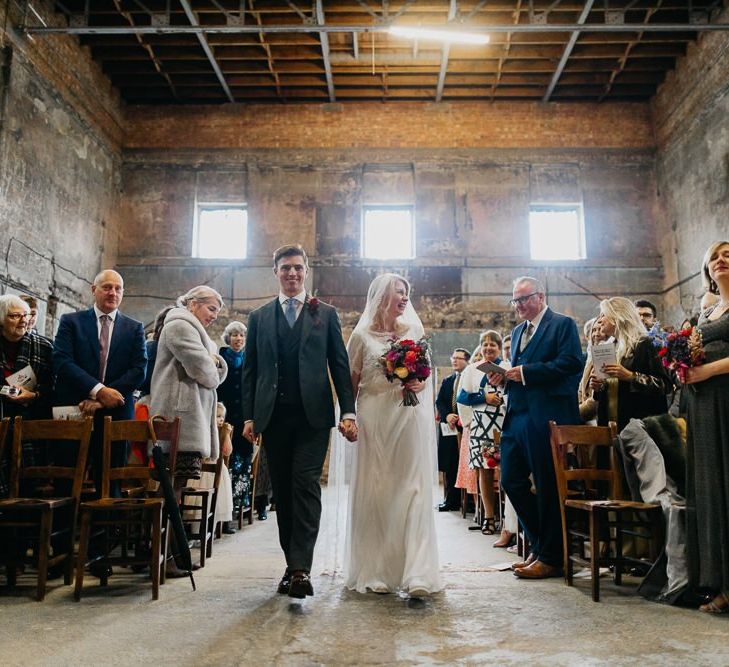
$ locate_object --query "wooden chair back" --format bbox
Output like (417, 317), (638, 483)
(100, 416), (181, 498)
(549, 421), (621, 506)
(0, 417), (10, 470)
(9, 417), (93, 500)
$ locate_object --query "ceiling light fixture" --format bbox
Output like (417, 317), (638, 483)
(388, 25), (490, 45)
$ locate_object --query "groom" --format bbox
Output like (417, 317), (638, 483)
(242, 244), (357, 599)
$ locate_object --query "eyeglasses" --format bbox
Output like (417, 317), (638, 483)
(509, 292), (539, 307)
(451, 355), (467, 361)
(6, 313), (30, 321)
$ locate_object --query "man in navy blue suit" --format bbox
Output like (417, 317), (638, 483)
(490, 276), (584, 579)
(53, 270), (147, 498)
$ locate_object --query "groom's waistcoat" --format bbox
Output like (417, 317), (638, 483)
(275, 300), (305, 407)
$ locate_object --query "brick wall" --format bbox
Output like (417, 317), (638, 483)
(124, 101), (654, 151)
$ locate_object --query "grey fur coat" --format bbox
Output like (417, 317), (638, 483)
(150, 307), (227, 459)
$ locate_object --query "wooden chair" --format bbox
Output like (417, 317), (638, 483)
(549, 421), (664, 602)
(74, 416), (180, 601)
(0, 417), (10, 472)
(179, 447), (224, 568)
(0, 417), (92, 600)
(237, 438), (261, 529)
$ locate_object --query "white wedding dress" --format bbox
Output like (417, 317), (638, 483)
(343, 327), (443, 595)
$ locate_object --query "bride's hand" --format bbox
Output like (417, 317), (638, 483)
(404, 379), (426, 394)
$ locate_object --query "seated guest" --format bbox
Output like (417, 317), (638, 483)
(0, 295), (53, 495)
(634, 299), (659, 331)
(589, 297), (672, 430)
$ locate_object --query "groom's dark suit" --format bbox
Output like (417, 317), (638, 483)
(242, 296), (355, 573)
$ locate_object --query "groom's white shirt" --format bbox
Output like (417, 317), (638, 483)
(276, 289), (355, 422)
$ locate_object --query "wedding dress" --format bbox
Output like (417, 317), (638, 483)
(342, 310), (443, 595)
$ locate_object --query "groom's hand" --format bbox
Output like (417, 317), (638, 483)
(243, 420), (257, 443)
(339, 418), (358, 442)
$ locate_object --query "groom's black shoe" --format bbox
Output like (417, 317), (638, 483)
(277, 570), (290, 595)
(288, 571), (314, 599)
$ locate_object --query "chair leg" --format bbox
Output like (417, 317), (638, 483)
(589, 513), (600, 602)
(198, 496), (209, 568)
(206, 513), (214, 559)
(36, 508), (53, 602)
(614, 512), (623, 587)
(215, 521), (222, 540)
(150, 507), (162, 601)
(74, 510), (92, 601)
(160, 516), (169, 585)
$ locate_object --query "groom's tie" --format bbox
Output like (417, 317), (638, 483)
(285, 297), (297, 328)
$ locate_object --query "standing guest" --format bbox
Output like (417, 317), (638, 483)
(578, 318), (606, 424)
(490, 276), (584, 580)
(634, 299), (658, 331)
(140, 305), (174, 397)
(0, 295), (53, 496)
(19, 295), (46, 338)
(685, 240), (729, 614)
(502, 334), (512, 364)
(436, 348), (470, 512)
(700, 291), (720, 312)
(457, 330), (510, 535)
(150, 286), (227, 484)
(53, 270), (146, 579)
(54, 271), (146, 490)
(241, 244), (356, 599)
(150, 286), (228, 577)
(218, 321), (273, 524)
(588, 297), (672, 431)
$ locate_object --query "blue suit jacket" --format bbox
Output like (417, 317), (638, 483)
(53, 308), (147, 421)
(504, 307), (584, 428)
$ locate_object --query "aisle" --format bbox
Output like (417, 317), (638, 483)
(0, 490), (727, 666)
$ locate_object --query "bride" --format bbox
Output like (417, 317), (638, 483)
(343, 273), (443, 597)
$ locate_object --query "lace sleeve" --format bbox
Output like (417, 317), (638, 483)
(346, 331), (364, 375)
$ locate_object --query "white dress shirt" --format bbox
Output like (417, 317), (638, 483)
(278, 290), (306, 322)
(89, 305), (118, 398)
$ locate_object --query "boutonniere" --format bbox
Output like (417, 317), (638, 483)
(306, 294), (322, 327)
(307, 295), (320, 315)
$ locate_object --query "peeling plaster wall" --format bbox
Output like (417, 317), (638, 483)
(118, 146), (662, 363)
(0, 1), (123, 335)
(652, 5), (729, 324)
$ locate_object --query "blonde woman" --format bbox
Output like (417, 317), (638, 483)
(588, 296), (671, 430)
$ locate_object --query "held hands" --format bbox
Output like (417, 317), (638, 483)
(589, 374), (605, 392)
(487, 372), (505, 387)
(338, 418), (358, 442)
(404, 378), (426, 394)
(5, 386), (37, 405)
(445, 413), (459, 427)
(96, 386), (125, 408)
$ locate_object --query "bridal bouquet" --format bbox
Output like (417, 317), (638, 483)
(649, 324), (704, 383)
(380, 337), (431, 406)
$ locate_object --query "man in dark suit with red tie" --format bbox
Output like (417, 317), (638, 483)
(490, 276), (584, 580)
(53, 270), (147, 495)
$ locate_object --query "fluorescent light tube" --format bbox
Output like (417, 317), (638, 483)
(388, 26), (490, 45)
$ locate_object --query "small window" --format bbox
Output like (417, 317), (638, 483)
(193, 204), (247, 259)
(362, 206), (415, 260)
(528, 205), (585, 260)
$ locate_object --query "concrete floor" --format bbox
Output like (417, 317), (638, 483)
(1, 492), (727, 667)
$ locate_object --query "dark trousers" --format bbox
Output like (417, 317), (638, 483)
(499, 410), (563, 567)
(263, 404), (330, 573)
(438, 434), (461, 508)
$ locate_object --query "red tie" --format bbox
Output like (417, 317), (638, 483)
(99, 315), (110, 381)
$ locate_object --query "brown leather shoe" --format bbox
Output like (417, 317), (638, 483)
(510, 552), (537, 571)
(513, 560), (562, 579)
(288, 571), (314, 599)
